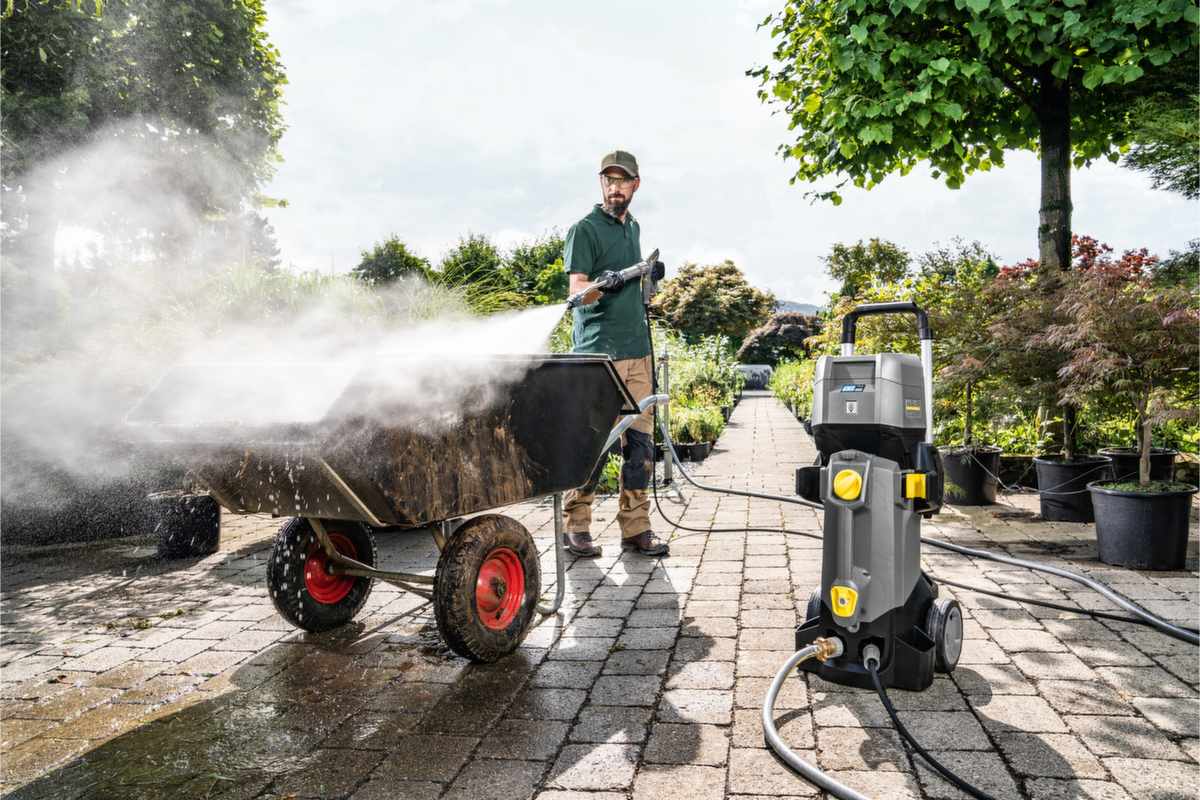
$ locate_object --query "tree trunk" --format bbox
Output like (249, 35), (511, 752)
(1037, 69), (1073, 273)
(1061, 405), (1078, 461)
(1136, 393), (1151, 487)
(1036, 68), (1077, 458)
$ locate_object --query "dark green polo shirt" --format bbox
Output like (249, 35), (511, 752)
(564, 204), (651, 360)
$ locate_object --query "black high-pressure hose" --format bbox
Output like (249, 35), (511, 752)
(864, 651), (999, 800)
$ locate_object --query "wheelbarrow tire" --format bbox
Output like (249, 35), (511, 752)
(434, 514), (540, 663)
(267, 517), (376, 633)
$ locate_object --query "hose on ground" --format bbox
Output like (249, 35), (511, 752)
(866, 655), (999, 800)
(762, 645), (873, 800)
(922, 535), (1199, 646)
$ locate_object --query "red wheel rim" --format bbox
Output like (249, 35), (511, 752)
(475, 547), (525, 630)
(305, 533), (358, 604)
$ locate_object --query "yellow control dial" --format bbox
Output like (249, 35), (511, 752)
(830, 586), (859, 617)
(833, 469), (862, 500)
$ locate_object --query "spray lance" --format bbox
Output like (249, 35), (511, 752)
(565, 247), (662, 310)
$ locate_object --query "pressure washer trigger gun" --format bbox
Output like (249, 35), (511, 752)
(565, 247), (660, 310)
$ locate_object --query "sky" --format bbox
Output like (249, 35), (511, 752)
(260, 0), (1198, 306)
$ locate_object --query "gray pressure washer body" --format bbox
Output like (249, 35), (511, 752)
(794, 303), (963, 691)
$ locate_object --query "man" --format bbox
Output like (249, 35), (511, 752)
(561, 149), (668, 558)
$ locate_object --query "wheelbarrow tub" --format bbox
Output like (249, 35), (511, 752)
(117, 354), (637, 526)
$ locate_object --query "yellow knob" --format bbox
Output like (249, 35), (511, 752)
(833, 469), (862, 500)
(830, 585), (859, 617)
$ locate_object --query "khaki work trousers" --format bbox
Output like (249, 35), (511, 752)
(563, 354), (654, 539)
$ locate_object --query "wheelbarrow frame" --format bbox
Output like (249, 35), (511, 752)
(301, 391), (666, 616)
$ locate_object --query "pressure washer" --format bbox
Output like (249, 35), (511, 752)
(792, 301), (962, 690)
(646, 299), (1196, 800)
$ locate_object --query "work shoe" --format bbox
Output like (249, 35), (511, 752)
(621, 531), (669, 556)
(565, 531), (601, 557)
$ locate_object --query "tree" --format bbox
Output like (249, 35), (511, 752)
(437, 232), (509, 287)
(1043, 259), (1198, 484)
(651, 260), (776, 346)
(352, 235), (430, 286)
(244, 211), (281, 272)
(506, 230), (564, 296)
(820, 238), (910, 296)
(750, 0), (1198, 272)
(735, 311), (822, 365)
(1113, 52), (1199, 199)
(1152, 239), (1199, 288)
(532, 258), (568, 305)
(1, 0), (288, 305)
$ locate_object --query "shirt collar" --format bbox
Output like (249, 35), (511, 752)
(592, 203), (635, 226)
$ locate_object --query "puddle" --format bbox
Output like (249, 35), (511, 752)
(10, 693), (322, 798)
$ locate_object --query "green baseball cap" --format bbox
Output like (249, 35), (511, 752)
(599, 150), (639, 178)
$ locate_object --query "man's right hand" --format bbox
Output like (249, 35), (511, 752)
(597, 270), (626, 294)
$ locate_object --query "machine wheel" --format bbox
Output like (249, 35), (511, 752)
(926, 597), (964, 673)
(434, 514), (540, 663)
(805, 586), (823, 623)
(267, 518), (376, 633)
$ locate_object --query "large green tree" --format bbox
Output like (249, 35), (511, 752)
(1114, 54), (1199, 199)
(651, 260), (776, 346)
(751, 0), (1198, 272)
(2, 0), (287, 304)
(352, 234), (430, 286)
(437, 232), (509, 287)
(821, 237), (910, 297)
(506, 229), (564, 296)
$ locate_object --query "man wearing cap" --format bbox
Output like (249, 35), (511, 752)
(561, 149), (669, 558)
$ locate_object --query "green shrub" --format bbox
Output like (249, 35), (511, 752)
(669, 405), (725, 444)
(769, 359), (816, 418)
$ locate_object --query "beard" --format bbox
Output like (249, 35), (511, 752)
(602, 194), (631, 218)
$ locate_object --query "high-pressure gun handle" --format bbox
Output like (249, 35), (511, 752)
(565, 247), (660, 310)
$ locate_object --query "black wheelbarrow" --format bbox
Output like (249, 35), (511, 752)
(116, 353), (664, 662)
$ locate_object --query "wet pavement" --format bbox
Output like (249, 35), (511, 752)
(2, 390), (1197, 799)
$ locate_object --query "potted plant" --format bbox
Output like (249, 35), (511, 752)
(1049, 258), (1198, 569)
(1098, 445), (1178, 483)
(938, 381), (1005, 506)
(913, 242), (1008, 506)
(990, 247), (1110, 522)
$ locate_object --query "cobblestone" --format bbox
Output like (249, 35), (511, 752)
(1, 391), (1195, 798)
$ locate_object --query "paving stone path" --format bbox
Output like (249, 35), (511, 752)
(1, 390), (1197, 799)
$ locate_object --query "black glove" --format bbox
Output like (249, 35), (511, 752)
(597, 270), (626, 294)
(651, 260), (666, 281)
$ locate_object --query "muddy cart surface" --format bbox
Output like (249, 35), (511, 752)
(117, 354), (639, 661)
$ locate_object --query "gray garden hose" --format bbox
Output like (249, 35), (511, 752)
(922, 535), (1200, 646)
(762, 642), (873, 800)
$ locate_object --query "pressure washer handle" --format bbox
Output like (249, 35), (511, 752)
(840, 302), (931, 350)
(564, 248), (660, 310)
(840, 301), (935, 446)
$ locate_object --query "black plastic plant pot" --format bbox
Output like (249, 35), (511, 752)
(148, 491), (220, 559)
(1033, 455), (1112, 523)
(1088, 480), (1198, 570)
(688, 442), (712, 461)
(941, 446), (1002, 506)
(1098, 447), (1177, 483)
